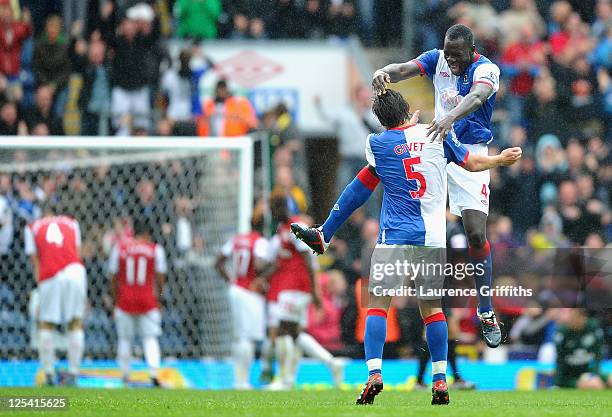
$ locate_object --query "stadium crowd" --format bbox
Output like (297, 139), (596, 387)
(0, 0), (609, 379)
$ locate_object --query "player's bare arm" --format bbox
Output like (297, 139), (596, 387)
(372, 61), (422, 94)
(214, 254), (231, 282)
(110, 274), (118, 305)
(155, 273), (165, 304)
(427, 82), (494, 142)
(463, 147), (522, 172)
(302, 251), (322, 308)
(30, 254), (39, 282)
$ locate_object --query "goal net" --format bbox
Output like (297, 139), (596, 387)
(0, 136), (254, 360)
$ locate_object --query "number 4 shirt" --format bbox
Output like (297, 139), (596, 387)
(25, 215), (83, 282)
(365, 123), (469, 247)
(108, 239), (167, 314)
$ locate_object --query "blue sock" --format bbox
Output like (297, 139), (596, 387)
(321, 170), (377, 243)
(364, 309), (386, 376)
(469, 240), (492, 314)
(425, 312), (448, 383)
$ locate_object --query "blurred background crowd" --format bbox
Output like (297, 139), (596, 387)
(0, 0), (610, 369)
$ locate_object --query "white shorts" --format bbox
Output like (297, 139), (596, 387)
(277, 290), (311, 328)
(38, 263), (87, 325)
(228, 284), (265, 342)
(114, 307), (161, 340)
(447, 143), (490, 217)
(267, 301), (281, 329)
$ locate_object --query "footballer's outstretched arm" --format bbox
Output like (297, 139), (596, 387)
(291, 166), (379, 254)
(372, 61), (422, 94)
(463, 147), (522, 172)
(427, 82), (494, 142)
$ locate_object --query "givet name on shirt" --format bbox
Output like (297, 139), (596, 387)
(394, 142), (426, 156)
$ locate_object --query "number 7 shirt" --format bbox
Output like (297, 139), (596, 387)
(365, 123), (469, 247)
(108, 239), (167, 314)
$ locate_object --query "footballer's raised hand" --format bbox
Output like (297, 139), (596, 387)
(499, 147), (522, 166)
(372, 70), (390, 95)
(427, 115), (454, 143)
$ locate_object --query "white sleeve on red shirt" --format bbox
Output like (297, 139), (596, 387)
(268, 235), (281, 261)
(473, 63), (500, 96)
(155, 245), (168, 274)
(74, 221), (81, 248)
(108, 244), (119, 274)
(24, 225), (36, 256)
(220, 238), (233, 257)
(253, 237), (270, 261)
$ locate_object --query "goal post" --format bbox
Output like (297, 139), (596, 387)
(0, 135), (256, 359)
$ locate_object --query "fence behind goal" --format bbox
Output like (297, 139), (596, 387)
(0, 136), (255, 360)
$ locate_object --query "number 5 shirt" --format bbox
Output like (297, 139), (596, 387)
(25, 215), (83, 282)
(365, 123), (469, 247)
(108, 239), (167, 314)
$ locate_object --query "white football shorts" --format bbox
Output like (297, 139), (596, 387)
(447, 143), (490, 217)
(38, 263), (87, 325)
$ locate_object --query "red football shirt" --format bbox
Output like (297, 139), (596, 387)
(267, 218), (314, 302)
(25, 216), (82, 282)
(221, 231), (268, 290)
(109, 239), (167, 314)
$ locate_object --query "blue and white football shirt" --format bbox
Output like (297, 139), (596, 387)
(365, 124), (469, 247)
(413, 49), (500, 145)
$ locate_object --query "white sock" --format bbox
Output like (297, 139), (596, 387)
(38, 329), (56, 375)
(117, 337), (132, 379)
(261, 337), (274, 372)
(232, 339), (254, 388)
(291, 346), (303, 381)
(275, 335), (296, 386)
(67, 329), (84, 376)
(297, 332), (333, 365)
(143, 337), (161, 379)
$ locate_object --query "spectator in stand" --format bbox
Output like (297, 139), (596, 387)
(306, 270), (347, 354)
(269, 0), (302, 39)
(161, 49), (194, 122)
(175, 0), (222, 40)
(25, 85), (63, 135)
(196, 79), (257, 137)
(0, 100), (25, 135)
(314, 85), (383, 191)
(272, 165), (308, 216)
(548, 0), (573, 34)
(524, 71), (568, 140)
(0, 1), (32, 101)
(76, 39), (111, 136)
(500, 23), (546, 123)
(499, 0), (545, 48)
(109, 8), (157, 135)
(303, 0), (326, 39)
(230, 13), (249, 39)
(557, 179), (603, 244)
(327, 0), (358, 39)
(591, 0), (611, 41)
(32, 15), (71, 94)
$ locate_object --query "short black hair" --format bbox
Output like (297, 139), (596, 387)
(445, 24), (474, 46)
(133, 216), (152, 237)
(372, 89), (410, 129)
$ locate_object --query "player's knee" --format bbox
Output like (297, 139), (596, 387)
(466, 231), (486, 249)
(278, 321), (299, 339)
(68, 319), (83, 330)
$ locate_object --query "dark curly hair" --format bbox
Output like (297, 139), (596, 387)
(372, 89), (411, 129)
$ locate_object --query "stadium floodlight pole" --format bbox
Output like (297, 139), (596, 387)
(402, 0), (415, 56)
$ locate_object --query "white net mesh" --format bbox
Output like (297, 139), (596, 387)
(0, 137), (254, 359)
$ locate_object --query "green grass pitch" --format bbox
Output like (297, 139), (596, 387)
(1, 387), (611, 417)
